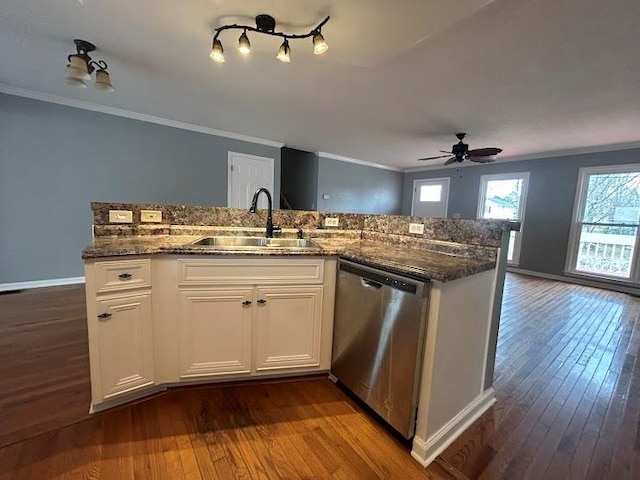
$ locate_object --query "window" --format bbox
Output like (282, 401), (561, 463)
(420, 185), (442, 202)
(566, 165), (640, 282)
(411, 178), (450, 217)
(477, 172), (530, 264)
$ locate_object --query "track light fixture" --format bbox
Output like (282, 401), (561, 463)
(64, 39), (115, 92)
(210, 14), (330, 64)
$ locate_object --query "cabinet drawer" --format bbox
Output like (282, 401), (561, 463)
(178, 258), (324, 286)
(94, 259), (151, 293)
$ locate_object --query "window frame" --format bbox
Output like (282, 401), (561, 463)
(477, 172), (530, 266)
(565, 164), (640, 284)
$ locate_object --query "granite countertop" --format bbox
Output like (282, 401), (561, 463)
(82, 235), (495, 282)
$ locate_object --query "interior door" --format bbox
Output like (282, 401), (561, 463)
(228, 152), (275, 209)
(411, 178), (450, 217)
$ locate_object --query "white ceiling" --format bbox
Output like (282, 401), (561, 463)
(1, 0), (639, 170)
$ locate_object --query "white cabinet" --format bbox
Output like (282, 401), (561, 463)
(93, 293), (155, 400)
(178, 288), (253, 379)
(254, 286), (323, 372)
(175, 257), (332, 380)
(85, 258), (156, 409)
(85, 255), (337, 411)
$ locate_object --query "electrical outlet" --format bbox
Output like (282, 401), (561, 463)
(452, 213), (461, 219)
(108, 210), (133, 223)
(409, 223), (424, 234)
(141, 210), (162, 222)
(324, 217), (339, 227)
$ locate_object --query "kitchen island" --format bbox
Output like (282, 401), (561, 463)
(83, 202), (518, 468)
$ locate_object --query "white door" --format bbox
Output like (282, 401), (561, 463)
(477, 172), (530, 265)
(411, 178), (450, 217)
(228, 152), (275, 209)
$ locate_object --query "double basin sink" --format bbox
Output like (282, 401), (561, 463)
(189, 236), (321, 250)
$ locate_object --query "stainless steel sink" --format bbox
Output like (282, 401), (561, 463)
(191, 236), (267, 247)
(264, 238), (319, 248)
(189, 236), (320, 249)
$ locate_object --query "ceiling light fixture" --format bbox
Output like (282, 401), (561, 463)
(210, 14), (330, 64)
(64, 39), (115, 92)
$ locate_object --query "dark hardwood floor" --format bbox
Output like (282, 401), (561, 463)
(1, 273), (640, 479)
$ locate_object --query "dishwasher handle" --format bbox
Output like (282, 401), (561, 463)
(361, 278), (383, 289)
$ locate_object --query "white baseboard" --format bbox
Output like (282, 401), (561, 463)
(411, 388), (496, 468)
(0, 276), (85, 292)
(508, 267), (640, 296)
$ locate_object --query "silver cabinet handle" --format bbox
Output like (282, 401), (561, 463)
(97, 313), (112, 319)
(118, 273), (132, 280)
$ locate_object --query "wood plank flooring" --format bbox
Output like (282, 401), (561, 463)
(438, 274), (640, 479)
(1, 274), (640, 478)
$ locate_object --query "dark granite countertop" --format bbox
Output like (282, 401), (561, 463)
(82, 235), (495, 282)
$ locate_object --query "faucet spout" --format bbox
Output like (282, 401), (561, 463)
(249, 187), (281, 238)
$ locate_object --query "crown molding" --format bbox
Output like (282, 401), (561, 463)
(403, 141), (640, 173)
(0, 84), (284, 148)
(318, 152), (403, 172)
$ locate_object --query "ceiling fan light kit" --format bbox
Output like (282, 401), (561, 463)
(417, 133), (503, 165)
(209, 14), (330, 64)
(64, 39), (115, 92)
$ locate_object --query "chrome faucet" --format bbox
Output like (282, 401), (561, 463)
(249, 187), (281, 238)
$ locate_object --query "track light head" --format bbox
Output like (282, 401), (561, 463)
(312, 32), (328, 55)
(276, 39), (291, 63)
(210, 38), (225, 63)
(237, 31), (251, 55)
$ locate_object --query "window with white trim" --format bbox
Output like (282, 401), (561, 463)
(566, 165), (640, 282)
(477, 172), (529, 265)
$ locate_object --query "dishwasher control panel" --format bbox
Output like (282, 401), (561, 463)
(338, 260), (428, 295)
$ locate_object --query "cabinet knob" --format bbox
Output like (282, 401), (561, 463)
(118, 273), (132, 280)
(242, 300), (252, 307)
(97, 313), (112, 319)
(257, 299), (267, 305)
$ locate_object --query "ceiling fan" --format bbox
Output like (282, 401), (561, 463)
(418, 133), (503, 165)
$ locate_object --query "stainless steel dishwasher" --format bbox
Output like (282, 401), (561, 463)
(331, 259), (430, 439)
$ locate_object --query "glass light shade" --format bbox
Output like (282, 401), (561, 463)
(64, 71), (88, 88)
(237, 31), (251, 55)
(68, 55), (91, 79)
(312, 32), (328, 55)
(276, 40), (290, 63)
(94, 70), (115, 92)
(210, 39), (225, 63)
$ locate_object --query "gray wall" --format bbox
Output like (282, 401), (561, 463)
(280, 147), (318, 210)
(0, 94), (281, 284)
(403, 148), (640, 277)
(317, 156), (403, 214)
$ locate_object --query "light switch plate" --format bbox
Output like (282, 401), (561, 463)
(108, 210), (133, 223)
(409, 223), (425, 234)
(322, 194), (330, 200)
(325, 217), (339, 227)
(141, 210), (162, 222)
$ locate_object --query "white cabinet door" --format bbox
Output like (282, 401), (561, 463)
(254, 286), (323, 372)
(93, 292), (155, 401)
(178, 289), (253, 379)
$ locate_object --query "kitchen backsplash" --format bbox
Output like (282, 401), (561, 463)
(91, 202), (518, 248)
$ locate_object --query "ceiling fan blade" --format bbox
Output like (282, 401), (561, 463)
(440, 150), (454, 154)
(417, 154), (451, 161)
(443, 157), (458, 165)
(469, 158), (495, 163)
(467, 147), (503, 157)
